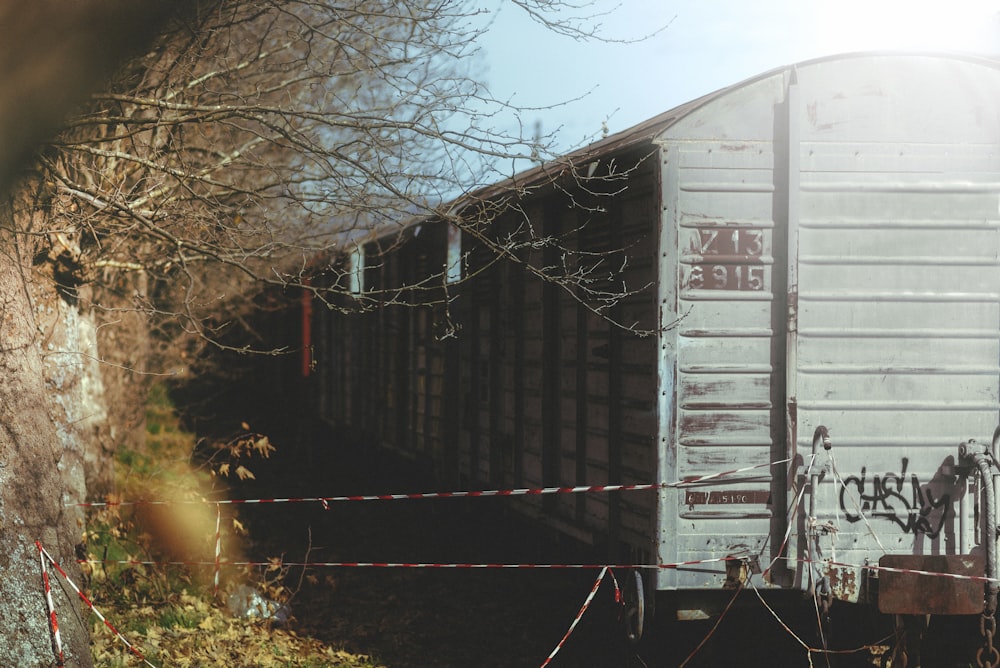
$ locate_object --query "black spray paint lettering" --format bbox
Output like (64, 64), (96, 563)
(838, 458), (951, 539)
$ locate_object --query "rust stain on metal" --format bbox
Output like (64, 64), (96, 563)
(878, 555), (985, 615)
(827, 563), (858, 603)
(681, 414), (766, 433)
(806, 102), (818, 126)
(785, 397), (797, 472)
(786, 399), (797, 427)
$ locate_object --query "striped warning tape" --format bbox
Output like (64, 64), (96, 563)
(37, 541), (158, 668)
(37, 541), (64, 667)
(70, 458), (788, 508)
(80, 554), (1000, 589)
(804, 557), (1000, 585)
(78, 557), (730, 570)
(72, 483), (659, 508)
(213, 504), (222, 599)
(539, 567), (610, 667)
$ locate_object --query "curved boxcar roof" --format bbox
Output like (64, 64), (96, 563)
(476, 51), (1000, 201)
(357, 52), (1000, 266)
(662, 51), (1000, 143)
(365, 52), (1000, 250)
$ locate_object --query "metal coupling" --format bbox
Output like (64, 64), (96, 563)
(960, 438), (991, 464)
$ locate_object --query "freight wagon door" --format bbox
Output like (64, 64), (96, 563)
(788, 62), (1000, 599)
(661, 134), (788, 594)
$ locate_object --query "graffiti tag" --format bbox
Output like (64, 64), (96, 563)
(838, 458), (952, 539)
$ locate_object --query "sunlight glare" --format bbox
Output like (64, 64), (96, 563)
(814, 0), (1000, 53)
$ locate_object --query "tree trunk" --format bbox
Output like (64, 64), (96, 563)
(0, 201), (93, 664)
(0, 3), (200, 663)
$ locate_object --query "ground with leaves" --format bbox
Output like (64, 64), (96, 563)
(83, 385), (381, 667)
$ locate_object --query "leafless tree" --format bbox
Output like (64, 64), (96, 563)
(29, 0), (650, 360)
(0, 1), (658, 662)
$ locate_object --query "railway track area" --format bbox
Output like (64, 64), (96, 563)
(224, 427), (974, 668)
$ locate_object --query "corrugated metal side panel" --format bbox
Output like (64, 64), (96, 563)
(459, 239), (501, 487)
(313, 299), (328, 415)
(614, 184), (660, 547)
(517, 202), (546, 509)
(329, 302), (348, 425)
(556, 205), (582, 523)
(578, 203), (616, 533)
(362, 258), (384, 442)
(667, 141), (780, 588)
(455, 159), (660, 555)
(797, 144), (1000, 564)
(459, 242), (510, 488)
(379, 254), (400, 450)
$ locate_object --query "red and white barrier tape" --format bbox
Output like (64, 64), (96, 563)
(71, 458), (788, 509)
(80, 554), (1000, 586)
(803, 557), (1000, 585)
(73, 483), (659, 508)
(37, 541), (158, 668)
(213, 504), (222, 599)
(37, 541), (64, 667)
(79, 557), (729, 570)
(539, 567), (609, 668)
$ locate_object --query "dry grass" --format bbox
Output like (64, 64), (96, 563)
(84, 384), (383, 667)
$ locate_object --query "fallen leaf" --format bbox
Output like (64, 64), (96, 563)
(235, 465), (255, 480)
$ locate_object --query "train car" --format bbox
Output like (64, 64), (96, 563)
(305, 52), (1000, 645)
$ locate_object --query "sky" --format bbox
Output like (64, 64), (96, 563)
(477, 0), (1000, 154)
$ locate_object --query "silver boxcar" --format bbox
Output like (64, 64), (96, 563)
(656, 52), (1000, 617)
(308, 52), (1000, 625)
